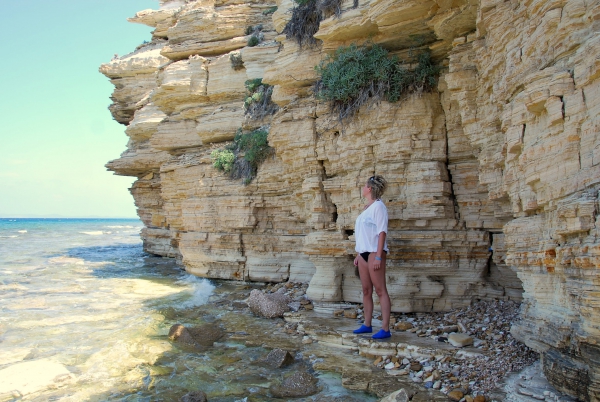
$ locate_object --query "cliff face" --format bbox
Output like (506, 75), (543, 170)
(100, 0), (600, 400)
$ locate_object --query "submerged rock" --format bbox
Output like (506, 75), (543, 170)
(247, 289), (290, 318)
(270, 370), (319, 398)
(380, 388), (410, 402)
(181, 390), (208, 402)
(0, 359), (74, 398)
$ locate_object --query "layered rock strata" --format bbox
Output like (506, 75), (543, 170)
(101, 0), (600, 399)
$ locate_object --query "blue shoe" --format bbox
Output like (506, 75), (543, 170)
(372, 329), (391, 339)
(353, 324), (372, 334)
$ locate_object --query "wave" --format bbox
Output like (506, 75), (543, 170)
(0, 235), (18, 238)
(48, 256), (86, 265)
(104, 225), (136, 229)
(80, 231), (105, 236)
(17, 230), (27, 233)
(177, 275), (215, 308)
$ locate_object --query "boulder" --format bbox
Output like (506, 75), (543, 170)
(168, 324), (224, 348)
(247, 289), (291, 318)
(270, 370), (319, 398)
(264, 348), (295, 368)
(168, 324), (198, 346)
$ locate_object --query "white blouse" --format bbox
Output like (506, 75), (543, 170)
(354, 199), (389, 254)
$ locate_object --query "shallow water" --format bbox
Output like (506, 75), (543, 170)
(0, 219), (376, 401)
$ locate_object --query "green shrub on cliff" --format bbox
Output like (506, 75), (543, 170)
(211, 128), (273, 184)
(244, 79), (278, 120)
(211, 149), (235, 173)
(314, 42), (440, 124)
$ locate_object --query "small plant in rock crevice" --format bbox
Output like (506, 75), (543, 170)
(211, 128), (274, 184)
(314, 42), (441, 125)
(263, 6), (278, 15)
(229, 52), (244, 70)
(246, 24), (264, 47)
(244, 78), (278, 120)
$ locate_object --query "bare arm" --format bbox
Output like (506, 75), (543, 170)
(373, 231), (387, 270)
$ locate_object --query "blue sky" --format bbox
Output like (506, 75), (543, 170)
(0, 1), (156, 217)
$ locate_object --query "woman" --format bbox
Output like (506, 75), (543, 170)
(353, 175), (391, 339)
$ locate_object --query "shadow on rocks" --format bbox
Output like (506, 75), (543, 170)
(168, 323), (224, 350)
(270, 369), (320, 398)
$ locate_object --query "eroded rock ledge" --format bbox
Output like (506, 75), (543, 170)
(100, 0), (600, 400)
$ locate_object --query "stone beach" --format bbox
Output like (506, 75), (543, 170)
(238, 281), (577, 401)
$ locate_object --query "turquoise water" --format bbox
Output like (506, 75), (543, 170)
(0, 219), (376, 401)
(0, 219), (212, 400)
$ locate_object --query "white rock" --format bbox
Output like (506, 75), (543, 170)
(448, 333), (474, 347)
(0, 359), (73, 397)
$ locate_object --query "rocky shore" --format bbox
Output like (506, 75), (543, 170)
(169, 280), (578, 401)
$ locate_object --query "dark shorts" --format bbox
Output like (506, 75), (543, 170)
(360, 250), (387, 262)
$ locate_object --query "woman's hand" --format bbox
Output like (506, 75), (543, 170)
(354, 255), (359, 266)
(373, 257), (381, 270)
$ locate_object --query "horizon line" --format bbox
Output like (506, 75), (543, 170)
(0, 216), (140, 219)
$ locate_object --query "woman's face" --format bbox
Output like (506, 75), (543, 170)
(362, 181), (372, 198)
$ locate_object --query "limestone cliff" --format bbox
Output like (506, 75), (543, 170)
(101, 0), (600, 400)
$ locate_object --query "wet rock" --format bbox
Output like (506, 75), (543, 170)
(168, 324), (224, 348)
(181, 390), (208, 402)
(343, 310), (358, 319)
(380, 388), (410, 402)
(270, 370), (319, 398)
(168, 324), (199, 347)
(247, 289), (291, 318)
(473, 395), (485, 402)
(448, 333), (474, 347)
(264, 348), (294, 368)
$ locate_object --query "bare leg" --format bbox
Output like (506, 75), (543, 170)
(368, 253), (391, 331)
(357, 254), (373, 327)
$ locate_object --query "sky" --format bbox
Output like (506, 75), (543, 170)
(0, 0), (157, 218)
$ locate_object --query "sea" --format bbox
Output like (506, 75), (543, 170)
(0, 219), (376, 402)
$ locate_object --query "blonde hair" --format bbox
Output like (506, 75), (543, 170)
(367, 175), (387, 199)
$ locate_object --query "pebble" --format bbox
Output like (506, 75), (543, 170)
(447, 390), (464, 401)
(394, 321), (414, 331)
